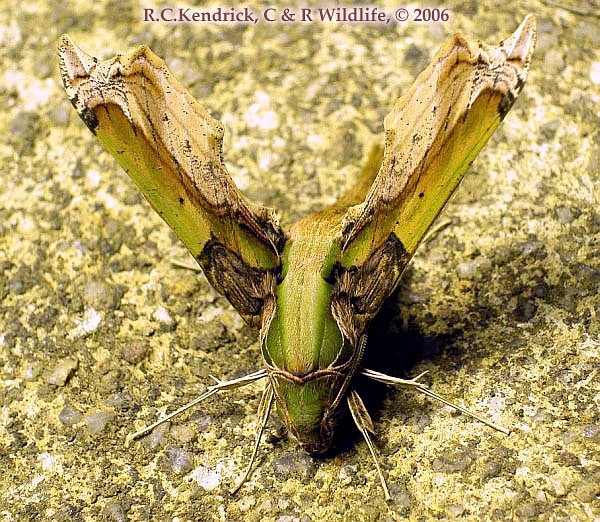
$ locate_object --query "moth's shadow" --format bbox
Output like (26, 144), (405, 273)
(330, 270), (457, 455)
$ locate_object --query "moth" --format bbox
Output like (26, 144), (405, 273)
(58, 15), (536, 499)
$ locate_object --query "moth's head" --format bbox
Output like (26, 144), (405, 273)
(269, 371), (345, 455)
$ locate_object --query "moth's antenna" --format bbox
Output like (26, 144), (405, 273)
(129, 369), (268, 442)
(232, 383), (274, 495)
(347, 389), (391, 501)
(361, 368), (510, 435)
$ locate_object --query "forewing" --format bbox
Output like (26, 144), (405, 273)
(58, 35), (285, 326)
(332, 16), (537, 334)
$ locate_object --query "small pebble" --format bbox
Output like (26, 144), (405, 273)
(48, 104), (70, 125)
(515, 502), (539, 518)
(237, 495), (255, 512)
(446, 504), (466, 518)
(431, 449), (474, 472)
(543, 48), (564, 74)
(482, 460), (502, 479)
(539, 118), (560, 140)
(513, 296), (537, 322)
(106, 392), (133, 410)
(518, 240), (545, 258)
(276, 516), (298, 522)
(153, 306), (175, 329)
(272, 452), (316, 483)
(557, 451), (581, 467)
(189, 464), (222, 490)
(581, 424), (599, 440)
(47, 358), (78, 386)
(170, 424), (196, 444)
(104, 501), (127, 522)
(456, 256), (491, 281)
(574, 477), (599, 503)
(24, 364), (40, 380)
(555, 205), (574, 224)
(191, 414), (213, 432)
(259, 498), (274, 512)
(84, 411), (114, 435)
(83, 281), (116, 310)
(58, 404), (83, 426)
(338, 464), (358, 487)
(70, 307), (102, 338)
(389, 483), (415, 509)
(121, 340), (148, 364)
(551, 478), (567, 497)
(165, 446), (194, 474)
(149, 423), (170, 449)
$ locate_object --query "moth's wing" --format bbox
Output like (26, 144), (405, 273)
(332, 16), (537, 341)
(58, 35), (285, 327)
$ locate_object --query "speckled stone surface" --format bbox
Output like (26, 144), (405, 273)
(1, 1), (599, 521)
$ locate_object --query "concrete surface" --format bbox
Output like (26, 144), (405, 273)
(1, 0), (598, 520)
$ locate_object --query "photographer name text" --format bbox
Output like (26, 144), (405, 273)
(143, 6), (450, 24)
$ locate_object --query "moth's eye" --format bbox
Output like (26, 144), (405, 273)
(323, 270), (336, 285)
(323, 261), (343, 285)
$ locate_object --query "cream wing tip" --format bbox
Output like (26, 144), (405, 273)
(507, 14), (537, 63)
(57, 35), (96, 89)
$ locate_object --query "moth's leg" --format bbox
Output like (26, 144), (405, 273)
(423, 219), (451, 243)
(170, 258), (202, 272)
(232, 383), (274, 495)
(361, 368), (509, 434)
(129, 369), (268, 441)
(347, 389), (391, 501)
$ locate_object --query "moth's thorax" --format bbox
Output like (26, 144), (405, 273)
(263, 218), (349, 375)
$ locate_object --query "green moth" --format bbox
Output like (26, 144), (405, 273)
(58, 15), (537, 499)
